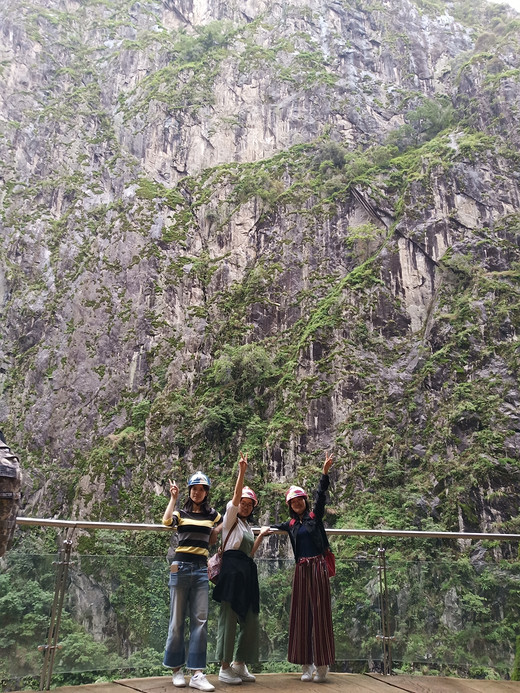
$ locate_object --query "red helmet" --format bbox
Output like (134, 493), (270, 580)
(285, 485), (307, 504)
(241, 486), (258, 507)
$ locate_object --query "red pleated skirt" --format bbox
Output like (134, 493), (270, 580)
(287, 554), (335, 667)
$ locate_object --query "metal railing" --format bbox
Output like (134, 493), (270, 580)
(7, 517), (520, 689)
(17, 516), (520, 540)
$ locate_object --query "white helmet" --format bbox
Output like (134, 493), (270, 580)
(188, 471), (211, 488)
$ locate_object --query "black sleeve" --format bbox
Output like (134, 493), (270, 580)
(312, 474), (330, 521)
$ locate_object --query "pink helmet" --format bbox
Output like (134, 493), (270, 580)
(241, 486), (258, 507)
(285, 485), (307, 504)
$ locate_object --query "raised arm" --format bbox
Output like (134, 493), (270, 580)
(231, 451), (248, 506)
(314, 453), (334, 520)
(162, 479), (179, 525)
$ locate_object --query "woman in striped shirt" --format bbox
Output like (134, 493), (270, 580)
(162, 472), (222, 692)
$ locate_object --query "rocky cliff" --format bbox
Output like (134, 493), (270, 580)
(0, 0), (519, 543)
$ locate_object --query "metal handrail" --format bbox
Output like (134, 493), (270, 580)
(16, 516), (520, 541)
(16, 517), (171, 531)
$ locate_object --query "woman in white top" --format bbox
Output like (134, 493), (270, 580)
(212, 453), (269, 685)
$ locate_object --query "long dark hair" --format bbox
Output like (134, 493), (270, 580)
(288, 498), (310, 520)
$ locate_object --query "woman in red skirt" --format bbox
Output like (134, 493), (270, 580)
(269, 453), (335, 683)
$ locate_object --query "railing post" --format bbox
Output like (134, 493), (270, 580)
(376, 545), (393, 675)
(38, 534), (73, 690)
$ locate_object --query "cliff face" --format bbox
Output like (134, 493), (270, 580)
(0, 0), (519, 536)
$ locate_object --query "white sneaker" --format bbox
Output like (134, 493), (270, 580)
(231, 663), (256, 682)
(218, 666), (242, 685)
(314, 665), (329, 683)
(301, 664), (315, 682)
(172, 669), (186, 687)
(189, 672), (215, 691)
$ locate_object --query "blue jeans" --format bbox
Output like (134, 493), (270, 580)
(163, 562), (209, 670)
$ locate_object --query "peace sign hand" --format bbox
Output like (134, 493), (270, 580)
(323, 452), (334, 475)
(169, 479), (179, 499)
(239, 451), (248, 473)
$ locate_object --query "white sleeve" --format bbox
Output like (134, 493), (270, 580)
(223, 499), (239, 529)
(222, 500), (243, 549)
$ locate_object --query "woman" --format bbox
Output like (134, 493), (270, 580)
(162, 472), (222, 692)
(268, 453), (335, 683)
(212, 452), (269, 685)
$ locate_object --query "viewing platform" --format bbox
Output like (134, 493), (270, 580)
(11, 673), (520, 693)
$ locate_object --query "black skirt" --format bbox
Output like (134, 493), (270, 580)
(212, 549), (260, 619)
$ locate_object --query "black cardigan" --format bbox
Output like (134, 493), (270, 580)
(212, 549), (260, 619)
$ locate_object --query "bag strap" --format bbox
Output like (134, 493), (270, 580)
(219, 519), (239, 554)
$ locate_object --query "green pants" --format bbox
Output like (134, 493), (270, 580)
(216, 601), (259, 664)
